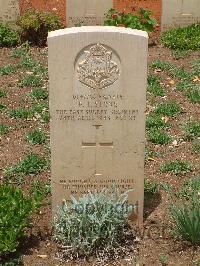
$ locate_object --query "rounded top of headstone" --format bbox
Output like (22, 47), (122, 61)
(48, 26), (148, 39)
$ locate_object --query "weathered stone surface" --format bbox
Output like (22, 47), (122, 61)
(66, 0), (113, 26)
(48, 26), (148, 223)
(0, 0), (19, 22)
(162, 0), (200, 31)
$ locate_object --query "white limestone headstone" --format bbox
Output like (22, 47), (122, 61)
(48, 26), (148, 223)
(66, 0), (113, 27)
(162, 0), (200, 31)
(0, 0), (19, 22)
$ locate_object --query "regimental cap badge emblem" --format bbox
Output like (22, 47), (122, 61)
(77, 44), (120, 90)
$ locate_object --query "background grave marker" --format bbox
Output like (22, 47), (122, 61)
(162, 0), (200, 31)
(66, 0), (113, 26)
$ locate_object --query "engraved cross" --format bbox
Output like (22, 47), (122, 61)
(82, 124), (113, 177)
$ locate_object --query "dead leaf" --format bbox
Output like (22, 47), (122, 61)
(162, 116), (169, 123)
(37, 255), (48, 259)
(148, 157), (157, 162)
(169, 79), (175, 85)
(193, 76), (200, 83)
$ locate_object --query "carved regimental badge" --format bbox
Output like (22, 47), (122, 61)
(77, 44), (120, 90)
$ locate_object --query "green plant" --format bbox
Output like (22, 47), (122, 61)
(0, 89), (7, 97)
(177, 177), (200, 200)
(170, 200), (200, 245)
(31, 102), (50, 122)
(161, 24), (200, 50)
(26, 129), (47, 145)
(9, 108), (33, 119)
(147, 75), (165, 96)
(193, 140), (200, 153)
(192, 59), (200, 76)
(146, 113), (169, 130)
(150, 60), (190, 79)
(0, 124), (9, 135)
(144, 178), (159, 205)
(193, 259), (200, 266)
(148, 129), (172, 145)
(104, 8), (156, 32)
(0, 103), (6, 111)
(17, 9), (62, 46)
(41, 110), (50, 123)
(160, 160), (192, 175)
(0, 65), (16, 75)
(0, 22), (19, 47)
(4, 153), (49, 178)
(170, 67), (190, 79)
(31, 180), (51, 208)
(19, 55), (47, 75)
(11, 42), (31, 58)
(18, 74), (43, 87)
(144, 179), (159, 195)
(159, 254), (168, 265)
(172, 50), (189, 60)
(183, 121), (200, 140)
(20, 55), (38, 69)
(176, 80), (193, 92)
(29, 88), (48, 100)
(186, 88), (200, 104)
(150, 60), (172, 71)
(155, 102), (181, 117)
(0, 184), (34, 257)
(54, 188), (134, 258)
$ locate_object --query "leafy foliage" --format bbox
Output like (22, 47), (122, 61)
(193, 140), (200, 154)
(4, 153), (49, 178)
(172, 50), (189, 60)
(18, 74), (43, 87)
(54, 189), (134, 258)
(146, 113), (169, 130)
(104, 8), (156, 32)
(0, 184), (34, 257)
(148, 129), (172, 145)
(26, 129), (47, 145)
(30, 180), (51, 209)
(0, 65), (16, 75)
(0, 103), (6, 111)
(147, 75), (165, 96)
(177, 177), (200, 200)
(17, 10), (62, 46)
(170, 200), (200, 245)
(9, 108), (33, 119)
(160, 160), (192, 175)
(186, 88), (200, 104)
(161, 24), (200, 50)
(0, 124), (9, 135)
(29, 88), (48, 100)
(0, 90), (7, 97)
(155, 102), (181, 117)
(183, 121), (200, 140)
(0, 23), (19, 47)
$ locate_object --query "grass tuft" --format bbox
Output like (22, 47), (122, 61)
(160, 160), (192, 175)
(155, 102), (181, 117)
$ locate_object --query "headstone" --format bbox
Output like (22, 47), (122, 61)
(162, 0), (200, 31)
(0, 0), (20, 22)
(48, 26), (148, 223)
(66, 0), (113, 27)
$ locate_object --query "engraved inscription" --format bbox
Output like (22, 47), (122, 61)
(77, 44), (120, 90)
